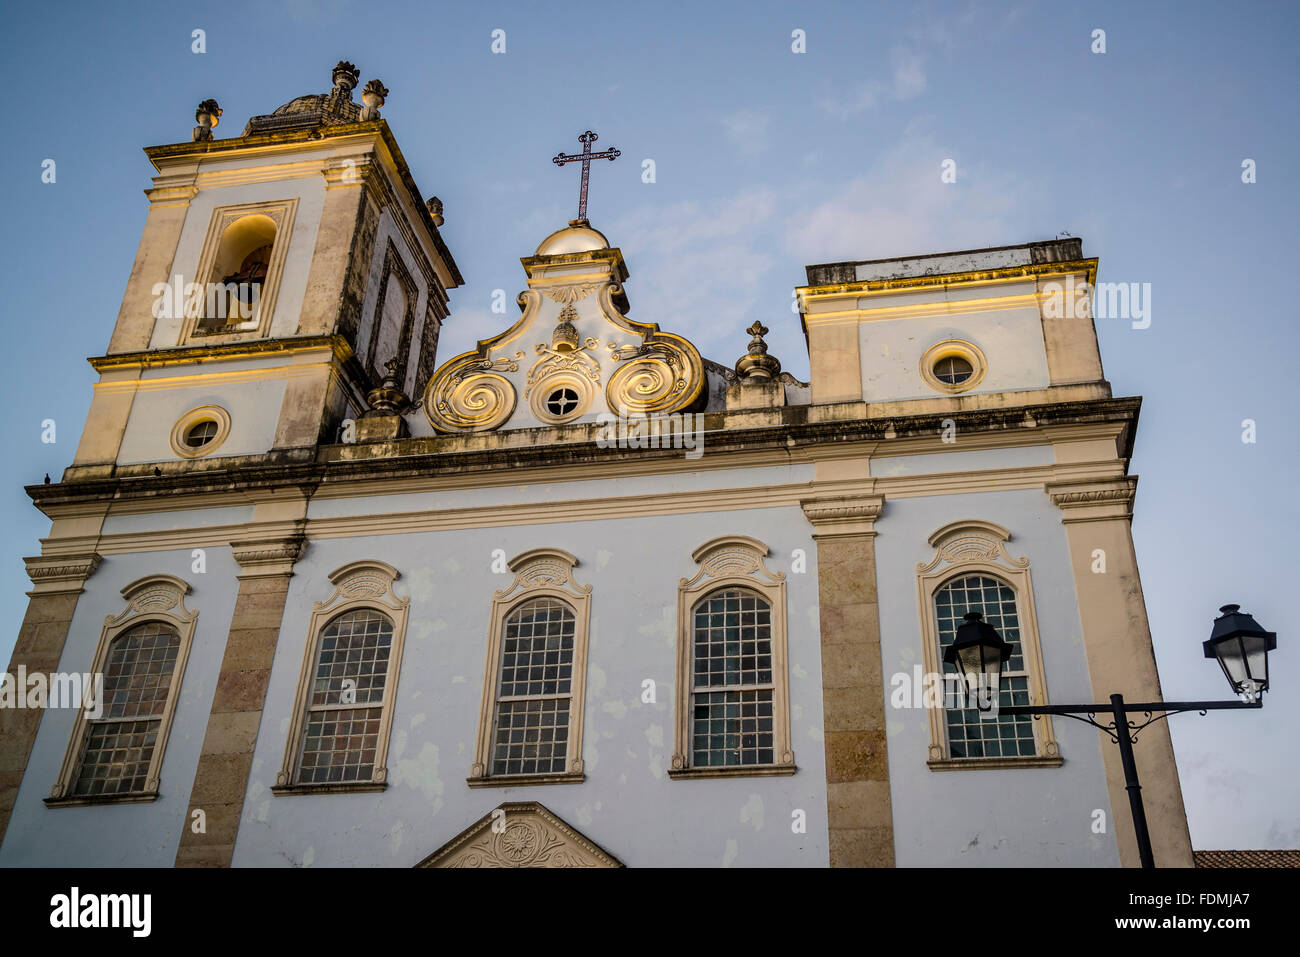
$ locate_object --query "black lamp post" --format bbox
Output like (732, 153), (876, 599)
(971, 604), (1277, 869)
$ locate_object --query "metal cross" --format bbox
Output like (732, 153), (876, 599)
(552, 130), (620, 220)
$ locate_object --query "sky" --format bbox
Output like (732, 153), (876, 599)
(0, 0), (1295, 852)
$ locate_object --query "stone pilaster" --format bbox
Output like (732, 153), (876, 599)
(0, 553), (101, 849)
(175, 536), (303, 867)
(1046, 476), (1195, 868)
(801, 495), (894, 867)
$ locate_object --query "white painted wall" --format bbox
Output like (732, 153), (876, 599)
(0, 548), (239, 866)
(148, 175), (327, 349)
(855, 281), (1051, 402)
(873, 486), (1119, 866)
(236, 503), (828, 867)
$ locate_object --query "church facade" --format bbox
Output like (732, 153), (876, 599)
(0, 63), (1194, 868)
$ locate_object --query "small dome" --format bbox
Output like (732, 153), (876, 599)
(535, 221), (610, 256)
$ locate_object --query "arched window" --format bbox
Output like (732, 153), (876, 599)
(689, 588), (775, 767)
(934, 574), (1035, 759)
(47, 575), (198, 807)
(199, 215), (276, 332)
(274, 561), (409, 794)
(671, 536), (794, 778)
(184, 200), (297, 342)
(470, 549), (591, 786)
(915, 520), (1060, 769)
(491, 597), (577, 776)
(296, 608), (395, 785)
(73, 620), (181, 796)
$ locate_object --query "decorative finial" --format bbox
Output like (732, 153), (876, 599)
(553, 305), (580, 352)
(359, 79), (389, 121)
(332, 61), (360, 92)
(192, 99), (222, 142)
(426, 196), (444, 227)
(735, 321), (782, 381)
(365, 356), (409, 415)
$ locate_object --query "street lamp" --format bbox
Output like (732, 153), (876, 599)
(943, 611), (1013, 712)
(975, 603), (1277, 868)
(1203, 604), (1276, 702)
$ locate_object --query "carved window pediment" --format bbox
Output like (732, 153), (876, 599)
(417, 802), (622, 868)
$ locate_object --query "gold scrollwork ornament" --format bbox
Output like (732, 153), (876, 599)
(424, 354), (519, 432)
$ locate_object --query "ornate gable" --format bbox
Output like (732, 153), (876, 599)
(417, 802), (623, 868)
(422, 220), (706, 433)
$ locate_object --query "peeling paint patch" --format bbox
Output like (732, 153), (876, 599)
(740, 793), (764, 831)
(303, 845), (315, 867)
(588, 663), (608, 698)
(390, 741), (445, 801)
(793, 663), (808, 680)
(638, 605), (675, 644)
(451, 674), (466, 684)
(577, 804), (594, 827)
(602, 699), (627, 720)
(409, 713), (427, 729)
(792, 703), (804, 721)
(644, 724), (664, 748)
(595, 548), (613, 570)
(722, 838), (738, 867)
(807, 725), (823, 741)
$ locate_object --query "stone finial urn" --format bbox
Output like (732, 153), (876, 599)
(192, 99), (222, 142)
(359, 79), (389, 121)
(735, 322), (782, 381)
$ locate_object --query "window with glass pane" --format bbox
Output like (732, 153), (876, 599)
(491, 597), (576, 776)
(296, 608), (393, 784)
(690, 588), (775, 767)
(935, 575), (1036, 758)
(72, 620), (180, 797)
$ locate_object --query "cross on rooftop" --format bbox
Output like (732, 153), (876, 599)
(552, 130), (620, 221)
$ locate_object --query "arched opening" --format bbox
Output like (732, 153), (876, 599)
(198, 214), (277, 332)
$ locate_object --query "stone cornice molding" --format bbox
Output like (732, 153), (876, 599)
(24, 552), (102, 596)
(1045, 476), (1137, 524)
(231, 535), (306, 579)
(800, 495), (884, 539)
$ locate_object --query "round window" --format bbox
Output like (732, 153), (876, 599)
(169, 405), (232, 458)
(545, 387), (580, 417)
(184, 420), (219, 449)
(933, 355), (974, 385)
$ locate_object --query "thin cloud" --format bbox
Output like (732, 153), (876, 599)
(723, 110), (771, 155)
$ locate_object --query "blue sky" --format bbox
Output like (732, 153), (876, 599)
(1, 0), (1296, 851)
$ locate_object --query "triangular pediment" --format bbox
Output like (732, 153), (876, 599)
(416, 802), (623, 868)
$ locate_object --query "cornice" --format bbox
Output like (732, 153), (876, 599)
(799, 258), (1099, 301)
(24, 552), (102, 595)
(29, 398), (1142, 515)
(1045, 476), (1138, 524)
(230, 534), (306, 579)
(800, 494), (884, 538)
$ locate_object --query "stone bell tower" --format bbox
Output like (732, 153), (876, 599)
(68, 60), (462, 481)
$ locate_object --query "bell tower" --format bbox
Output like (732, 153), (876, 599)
(68, 60), (462, 479)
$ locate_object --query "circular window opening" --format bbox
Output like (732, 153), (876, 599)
(933, 355), (974, 385)
(545, 387), (580, 417)
(184, 420), (219, 449)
